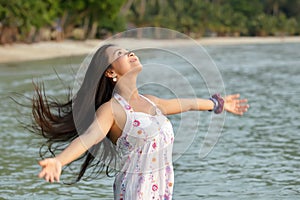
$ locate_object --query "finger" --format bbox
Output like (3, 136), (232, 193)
(38, 170), (46, 178)
(226, 94), (238, 100)
(238, 104), (249, 110)
(232, 106), (248, 115)
(238, 106), (248, 114)
(238, 99), (248, 103)
(230, 93), (240, 99)
(243, 104), (250, 109)
(236, 104), (249, 109)
(235, 105), (248, 111)
(234, 112), (243, 116)
(44, 173), (50, 182)
(49, 175), (54, 183)
(235, 108), (245, 115)
(55, 167), (61, 182)
(233, 93), (240, 98)
(38, 159), (47, 167)
(230, 109), (242, 115)
(234, 109), (243, 115)
(54, 174), (60, 182)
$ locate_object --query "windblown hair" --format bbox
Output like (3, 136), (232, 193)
(31, 44), (117, 183)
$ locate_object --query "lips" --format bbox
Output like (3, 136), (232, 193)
(129, 58), (138, 63)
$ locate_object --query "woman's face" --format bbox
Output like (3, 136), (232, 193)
(106, 46), (142, 76)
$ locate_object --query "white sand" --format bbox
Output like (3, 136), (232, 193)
(0, 36), (299, 64)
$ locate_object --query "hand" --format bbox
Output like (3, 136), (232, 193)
(224, 94), (249, 115)
(38, 158), (62, 183)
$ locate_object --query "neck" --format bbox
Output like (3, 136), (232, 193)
(114, 76), (139, 100)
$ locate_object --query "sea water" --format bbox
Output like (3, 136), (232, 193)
(0, 42), (299, 199)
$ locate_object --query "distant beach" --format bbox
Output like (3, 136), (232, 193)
(0, 36), (299, 64)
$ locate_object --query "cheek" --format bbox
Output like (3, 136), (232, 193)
(112, 57), (130, 75)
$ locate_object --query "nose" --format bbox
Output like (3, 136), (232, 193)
(128, 51), (135, 57)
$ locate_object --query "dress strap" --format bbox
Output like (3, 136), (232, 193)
(114, 93), (162, 115)
(139, 94), (162, 115)
(113, 93), (134, 114)
(113, 93), (134, 139)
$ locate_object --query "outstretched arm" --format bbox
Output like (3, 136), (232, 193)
(146, 93), (249, 116)
(38, 102), (114, 183)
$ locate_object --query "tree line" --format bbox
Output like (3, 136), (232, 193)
(0, 0), (299, 44)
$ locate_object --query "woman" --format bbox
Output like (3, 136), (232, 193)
(34, 44), (249, 199)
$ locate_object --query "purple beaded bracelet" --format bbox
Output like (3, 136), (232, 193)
(209, 93), (224, 114)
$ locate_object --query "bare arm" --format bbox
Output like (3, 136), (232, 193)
(146, 94), (249, 116)
(146, 96), (214, 115)
(38, 101), (114, 182)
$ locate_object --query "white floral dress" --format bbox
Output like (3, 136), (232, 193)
(113, 93), (174, 200)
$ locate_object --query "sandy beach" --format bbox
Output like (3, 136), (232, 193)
(0, 36), (299, 64)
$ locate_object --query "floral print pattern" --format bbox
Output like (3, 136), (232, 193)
(114, 93), (174, 200)
(133, 120), (140, 127)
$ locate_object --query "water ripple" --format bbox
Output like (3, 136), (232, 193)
(1, 43), (300, 199)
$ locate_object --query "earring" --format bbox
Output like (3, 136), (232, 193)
(112, 75), (117, 82)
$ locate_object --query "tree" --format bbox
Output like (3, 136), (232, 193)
(0, 0), (59, 43)
(58, 0), (126, 39)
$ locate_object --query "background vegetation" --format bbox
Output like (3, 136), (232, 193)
(0, 0), (299, 44)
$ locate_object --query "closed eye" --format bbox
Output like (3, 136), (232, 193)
(117, 50), (129, 57)
(117, 51), (123, 56)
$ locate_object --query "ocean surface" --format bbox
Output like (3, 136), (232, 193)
(0, 42), (300, 199)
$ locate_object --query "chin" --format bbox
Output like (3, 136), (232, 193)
(134, 63), (143, 71)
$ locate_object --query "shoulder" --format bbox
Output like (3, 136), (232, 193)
(97, 97), (125, 117)
(95, 100), (114, 117)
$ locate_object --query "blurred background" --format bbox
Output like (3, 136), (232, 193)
(1, 0), (300, 44)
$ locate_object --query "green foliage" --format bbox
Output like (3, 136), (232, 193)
(0, 0), (60, 42)
(227, 0), (263, 18)
(57, 0), (126, 39)
(0, 0), (58, 29)
(1, 0), (300, 44)
(0, 0), (126, 43)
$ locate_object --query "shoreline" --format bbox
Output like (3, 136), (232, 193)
(0, 36), (299, 64)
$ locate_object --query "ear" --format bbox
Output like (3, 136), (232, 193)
(105, 69), (115, 78)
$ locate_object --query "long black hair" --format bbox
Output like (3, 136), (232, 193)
(31, 44), (117, 183)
